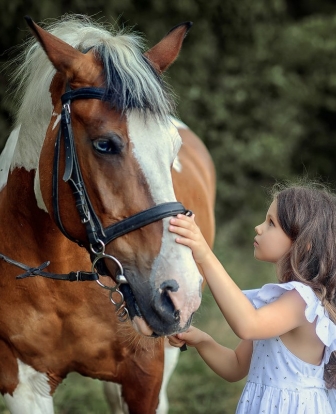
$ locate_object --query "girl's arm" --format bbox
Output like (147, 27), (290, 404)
(169, 215), (307, 340)
(168, 326), (253, 382)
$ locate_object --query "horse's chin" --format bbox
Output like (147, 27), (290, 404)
(132, 316), (154, 337)
(118, 284), (155, 336)
(120, 283), (193, 337)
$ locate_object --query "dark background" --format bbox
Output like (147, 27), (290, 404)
(2, 0), (336, 243)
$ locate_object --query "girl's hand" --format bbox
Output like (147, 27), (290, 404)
(169, 214), (212, 264)
(168, 326), (209, 349)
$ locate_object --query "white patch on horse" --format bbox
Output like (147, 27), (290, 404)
(52, 112), (61, 130)
(0, 126), (20, 191)
(11, 120), (50, 172)
(157, 340), (180, 414)
(172, 156), (182, 173)
(170, 117), (188, 173)
(127, 111), (202, 329)
(1, 126), (48, 212)
(170, 117), (189, 130)
(11, 86), (53, 172)
(34, 165), (48, 212)
(128, 111), (180, 203)
(4, 359), (54, 414)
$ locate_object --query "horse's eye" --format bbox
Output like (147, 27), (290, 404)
(92, 137), (123, 155)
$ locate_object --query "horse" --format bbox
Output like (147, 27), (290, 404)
(0, 15), (216, 414)
(102, 118), (216, 414)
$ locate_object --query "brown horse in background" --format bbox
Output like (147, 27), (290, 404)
(0, 15), (215, 414)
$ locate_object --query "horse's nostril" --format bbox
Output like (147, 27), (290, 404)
(161, 289), (175, 314)
(160, 279), (179, 293)
(155, 279), (184, 323)
(173, 310), (180, 321)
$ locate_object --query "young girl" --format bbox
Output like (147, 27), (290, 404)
(168, 183), (336, 413)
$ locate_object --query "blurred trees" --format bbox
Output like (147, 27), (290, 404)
(1, 0), (336, 242)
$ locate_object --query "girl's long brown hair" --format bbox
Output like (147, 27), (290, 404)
(272, 181), (336, 388)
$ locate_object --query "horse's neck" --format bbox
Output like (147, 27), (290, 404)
(0, 167), (86, 266)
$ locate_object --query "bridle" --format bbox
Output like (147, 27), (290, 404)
(54, 87), (189, 249)
(0, 86), (190, 322)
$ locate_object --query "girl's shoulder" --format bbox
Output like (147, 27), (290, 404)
(243, 281), (336, 358)
(244, 281), (317, 309)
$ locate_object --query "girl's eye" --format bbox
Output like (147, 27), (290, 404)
(269, 219), (275, 227)
(92, 137), (123, 155)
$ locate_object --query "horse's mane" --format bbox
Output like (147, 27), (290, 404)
(7, 15), (175, 172)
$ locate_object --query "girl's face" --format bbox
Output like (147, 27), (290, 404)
(254, 200), (292, 263)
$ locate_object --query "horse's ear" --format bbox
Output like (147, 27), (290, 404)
(24, 16), (85, 78)
(144, 22), (192, 73)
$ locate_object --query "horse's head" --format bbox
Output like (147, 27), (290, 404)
(23, 16), (202, 337)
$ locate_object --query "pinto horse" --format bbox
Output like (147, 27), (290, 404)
(0, 15), (215, 414)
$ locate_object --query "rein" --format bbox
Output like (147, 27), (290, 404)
(3, 86), (190, 322)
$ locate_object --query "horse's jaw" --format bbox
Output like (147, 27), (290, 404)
(132, 316), (155, 336)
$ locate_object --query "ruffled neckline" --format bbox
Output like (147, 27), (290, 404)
(243, 281), (336, 362)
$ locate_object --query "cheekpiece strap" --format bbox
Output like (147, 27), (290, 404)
(55, 86), (192, 251)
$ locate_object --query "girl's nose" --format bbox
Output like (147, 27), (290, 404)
(255, 225), (262, 235)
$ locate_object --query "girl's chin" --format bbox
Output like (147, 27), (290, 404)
(254, 251), (263, 261)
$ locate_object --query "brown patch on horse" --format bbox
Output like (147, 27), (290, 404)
(0, 340), (19, 395)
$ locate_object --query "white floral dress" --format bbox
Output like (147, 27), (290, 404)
(236, 281), (336, 413)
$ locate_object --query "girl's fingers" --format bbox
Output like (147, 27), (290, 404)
(174, 237), (193, 247)
(169, 217), (199, 236)
(170, 214), (195, 227)
(167, 335), (185, 348)
(169, 219), (192, 231)
(168, 225), (196, 239)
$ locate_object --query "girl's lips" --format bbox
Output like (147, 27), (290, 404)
(254, 238), (259, 247)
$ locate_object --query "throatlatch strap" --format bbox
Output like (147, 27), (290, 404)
(0, 254), (98, 282)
